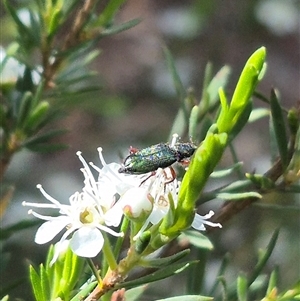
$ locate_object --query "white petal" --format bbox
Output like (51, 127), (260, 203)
(104, 203), (123, 227)
(70, 227), (104, 258)
(50, 227), (77, 265)
(192, 212), (222, 231)
(50, 239), (70, 266)
(35, 216), (70, 244)
(191, 214), (206, 231)
(148, 206), (168, 225)
(120, 187), (153, 217)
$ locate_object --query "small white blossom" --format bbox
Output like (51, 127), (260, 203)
(23, 150), (125, 264)
(131, 167), (221, 238)
(90, 147), (153, 226)
(192, 210), (222, 231)
(131, 167), (180, 239)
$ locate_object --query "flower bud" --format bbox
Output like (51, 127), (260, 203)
(121, 187), (153, 223)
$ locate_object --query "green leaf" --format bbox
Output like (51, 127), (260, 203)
(140, 249), (190, 268)
(29, 265), (44, 301)
(189, 105), (200, 140)
(206, 65), (231, 108)
(60, 248), (74, 297)
(248, 229), (280, 285)
(31, 80), (46, 108)
(217, 191), (262, 201)
(270, 88), (289, 168)
(287, 107), (300, 136)
(55, 49), (99, 82)
(4, 2), (34, 42)
(23, 101), (50, 132)
(16, 91), (33, 128)
(56, 71), (97, 88)
(40, 264), (51, 301)
(248, 108), (269, 123)
(48, 7), (63, 38)
(197, 64), (231, 127)
(99, 18), (141, 37)
(186, 248), (208, 295)
(199, 62), (213, 112)
(118, 261), (198, 290)
(248, 274), (268, 294)
(65, 248), (84, 292)
(135, 231), (151, 254)
(44, 245), (55, 289)
(208, 254), (230, 295)
(210, 162), (243, 178)
(220, 179), (252, 193)
(124, 285), (148, 301)
(96, 0), (126, 27)
(156, 296), (213, 301)
(49, 246), (84, 300)
(245, 173), (275, 189)
(269, 118), (278, 163)
(266, 266), (278, 295)
(237, 274), (248, 301)
(217, 47), (266, 134)
(163, 47), (187, 116)
(28, 8), (42, 46)
(53, 39), (95, 63)
(218, 276), (228, 300)
(180, 230), (214, 250)
(279, 280), (300, 299)
(229, 99), (253, 140)
(70, 281), (97, 301)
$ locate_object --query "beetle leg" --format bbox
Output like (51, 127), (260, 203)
(163, 166), (177, 184)
(139, 171), (156, 186)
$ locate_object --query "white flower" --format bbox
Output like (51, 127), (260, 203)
(146, 167), (179, 224)
(129, 167), (180, 239)
(192, 210), (222, 231)
(130, 167), (222, 238)
(90, 147), (153, 226)
(22, 150), (125, 264)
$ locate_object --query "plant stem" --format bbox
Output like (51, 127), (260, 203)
(87, 258), (102, 285)
(102, 233), (118, 271)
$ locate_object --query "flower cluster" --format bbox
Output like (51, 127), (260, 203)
(23, 142), (221, 264)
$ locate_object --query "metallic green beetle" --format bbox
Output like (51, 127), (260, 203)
(118, 142), (196, 174)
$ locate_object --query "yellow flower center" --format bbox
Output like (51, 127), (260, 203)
(80, 208), (94, 224)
